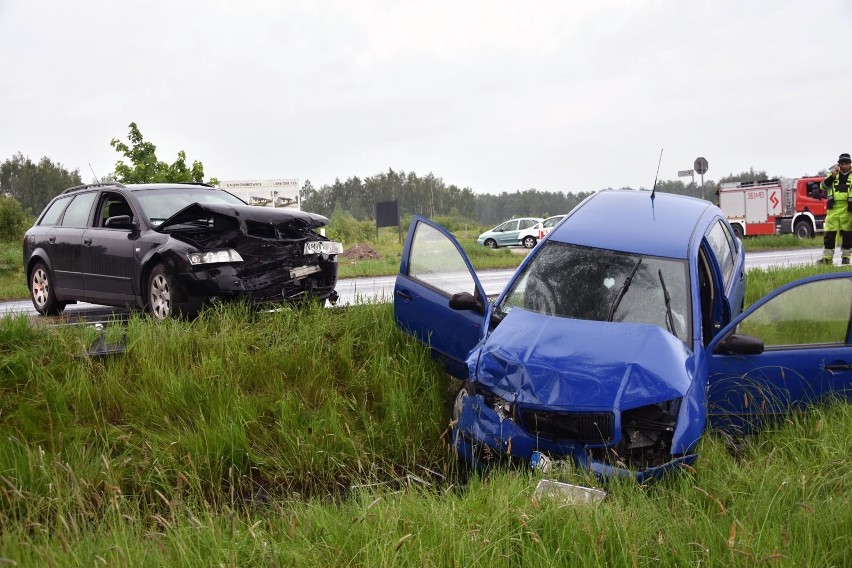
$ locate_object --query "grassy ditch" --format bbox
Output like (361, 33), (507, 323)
(0, 266), (850, 565)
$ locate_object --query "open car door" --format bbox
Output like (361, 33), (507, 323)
(394, 216), (488, 379)
(707, 273), (852, 432)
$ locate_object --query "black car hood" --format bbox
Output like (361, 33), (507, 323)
(156, 202), (329, 233)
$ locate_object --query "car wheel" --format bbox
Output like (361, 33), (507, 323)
(794, 220), (813, 240)
(29, 261), (65, 316)
(147, 263), (182, 321)
(731, 224), (744, 240)
(484, 239), (498, 249)
(522, 236), (537, 249)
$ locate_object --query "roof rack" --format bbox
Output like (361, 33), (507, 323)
(61, 182), (127, 195)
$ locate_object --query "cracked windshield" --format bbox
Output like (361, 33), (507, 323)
(499, 242), (691, 343)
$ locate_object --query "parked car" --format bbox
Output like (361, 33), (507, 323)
(517, 214), (566, 249)
(23, 182), (342, 320)
(394, 190), (852, 481)
(476, 217), (542, 248)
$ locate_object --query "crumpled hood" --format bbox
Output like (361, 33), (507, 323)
(156, 202), (329, 233)
(470, 308), (693, 411)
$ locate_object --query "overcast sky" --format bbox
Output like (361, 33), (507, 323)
(2, 1), (850, 195)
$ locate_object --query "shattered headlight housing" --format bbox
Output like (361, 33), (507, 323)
(187, 249), (244, 265)
(304, 241), (344, 255)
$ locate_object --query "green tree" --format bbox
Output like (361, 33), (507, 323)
(0, 195), (33, 241)
(0, 153), (83, 215)
(110, 122), (216, 184)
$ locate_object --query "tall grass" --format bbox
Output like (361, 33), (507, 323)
(0, 265), (849, 565)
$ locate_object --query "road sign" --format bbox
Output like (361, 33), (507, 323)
(678, 169), (694, 177)
(694, 157), (709, 175)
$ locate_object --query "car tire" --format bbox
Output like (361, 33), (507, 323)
(484, 239), (498, 249)
(29, 261), (65, 316)
(731, 224), (744, 240)
(794, 220), (813, 240)
(147, 263), (182, 321)
(522, 236), (537, 249)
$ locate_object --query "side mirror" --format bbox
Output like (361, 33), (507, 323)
(449, 291), (484, 315)
(105, 215), (137, 230)
(714, 333), (765, 355)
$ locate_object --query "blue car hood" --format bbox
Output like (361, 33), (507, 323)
(470, 308), (693, 411)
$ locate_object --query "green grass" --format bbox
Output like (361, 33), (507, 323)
(0, 265), (850, 565)
(0, 241), (28, 301)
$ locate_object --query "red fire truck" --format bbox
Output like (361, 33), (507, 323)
(718, 177), (826, 239)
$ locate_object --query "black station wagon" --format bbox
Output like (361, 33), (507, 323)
(23, 182), (342, 320)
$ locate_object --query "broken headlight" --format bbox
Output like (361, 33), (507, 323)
(481, 390), (515, 421)
(304, 241), (343, 255)
(187, 249), (244, 265)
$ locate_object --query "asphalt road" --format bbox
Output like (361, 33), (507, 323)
(0, 247), (830, 322)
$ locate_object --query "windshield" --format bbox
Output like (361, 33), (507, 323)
(497, 242), (691, 343)
(132, 188), (247, 226)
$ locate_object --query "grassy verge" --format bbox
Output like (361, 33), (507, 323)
(0, 266), (850, 565)
(0, 241), (28, 301)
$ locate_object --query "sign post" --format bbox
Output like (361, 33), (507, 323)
(694, 157), (709, 198)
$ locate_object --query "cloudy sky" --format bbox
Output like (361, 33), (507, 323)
(1, 0), (850, 195)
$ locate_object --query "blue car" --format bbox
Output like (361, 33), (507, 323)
(394, 190), (852, 481)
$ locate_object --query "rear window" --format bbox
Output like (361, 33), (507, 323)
(59, 192), (97, 228)
(38, 196), (72, 226)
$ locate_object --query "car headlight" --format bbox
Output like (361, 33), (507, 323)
(187, 249), (244, 265)
(481, 390), (515, 421)
(304, 241), (343, 255)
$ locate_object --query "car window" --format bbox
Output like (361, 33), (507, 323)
(499, 242), (691, 343)
(59, 192), (97, 227)
(503, 220), (519, 232)
(133, 188), (246, 226)
(95, 193), (134, 228)
(736, 278), (852, 347)
(38, 196), (72, 226)
(706, 220), (735, 284)
(519, 219), (536, 230)
(543, 216), (563, 228)
(408, 222), (476, 296)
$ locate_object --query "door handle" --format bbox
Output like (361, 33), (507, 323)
(824, 362), (852, 373)
(49, 236), (56, 244)
(83, 238), (93, 246)
(396, 289), (413, 301)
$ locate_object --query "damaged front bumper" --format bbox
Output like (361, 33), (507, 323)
(453, 393), (698, 483)
(175, 258), (339, 306)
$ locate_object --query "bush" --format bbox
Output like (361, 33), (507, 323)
(326, 205), (376, 245)
(0, 196), (32, 241)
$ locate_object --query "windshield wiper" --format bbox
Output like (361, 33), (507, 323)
(658, 268), (677, 336)
(607, 258), (643, 322)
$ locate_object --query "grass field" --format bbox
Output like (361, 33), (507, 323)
(0, 265), (850, 565)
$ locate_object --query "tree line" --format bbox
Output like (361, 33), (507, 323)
(0, 121), (824, 232)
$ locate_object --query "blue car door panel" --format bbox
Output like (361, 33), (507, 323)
(707, 273), (852, 431)
(394, 216), (486, 379)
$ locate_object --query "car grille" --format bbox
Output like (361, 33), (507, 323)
(519, 410), (614, 443)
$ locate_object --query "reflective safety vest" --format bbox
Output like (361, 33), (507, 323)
(822, 172), (852, 207)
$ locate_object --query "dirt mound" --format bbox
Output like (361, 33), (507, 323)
(341, 244), (383, 261)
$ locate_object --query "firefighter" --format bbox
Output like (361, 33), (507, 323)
(818, 153), (852, 265)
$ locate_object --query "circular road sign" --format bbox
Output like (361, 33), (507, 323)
(694, 157), (709, 175)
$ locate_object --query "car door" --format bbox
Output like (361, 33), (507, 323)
(81, 193), (137, 301)
(51, 191), (98, 295)
(394, 215), (488, 379)
(497, 220), (520, 247)
(706, 273), (852, 432)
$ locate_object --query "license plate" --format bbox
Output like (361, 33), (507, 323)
(304, 241), (323, 254)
